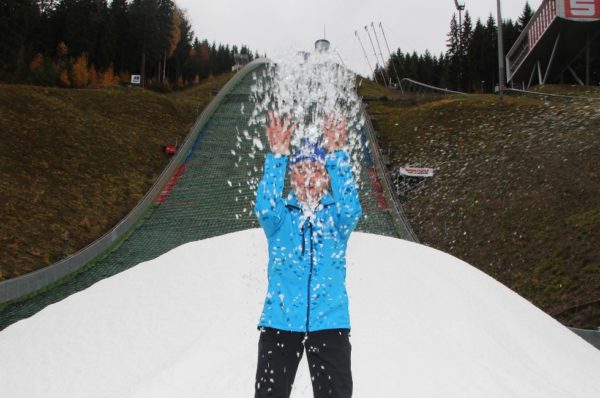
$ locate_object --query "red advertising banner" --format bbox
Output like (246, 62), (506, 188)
(565, 0), (600, 18)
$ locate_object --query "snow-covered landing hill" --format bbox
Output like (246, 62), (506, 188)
(1, 230), (599, 397)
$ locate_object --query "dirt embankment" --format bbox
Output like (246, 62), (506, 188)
(360, 80), (600, 329)
(0, 74), (232, 280)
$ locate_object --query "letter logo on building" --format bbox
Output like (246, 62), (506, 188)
(565, 0), (600, 18)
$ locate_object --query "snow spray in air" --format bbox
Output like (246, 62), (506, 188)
(231, 50), (367, 219)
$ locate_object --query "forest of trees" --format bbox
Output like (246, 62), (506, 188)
(380, 2), (535, 93)
(0, 0), (257, 89)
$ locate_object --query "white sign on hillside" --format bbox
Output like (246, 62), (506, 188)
(399, 166), (434, 178)
(131, 75), (141, 85)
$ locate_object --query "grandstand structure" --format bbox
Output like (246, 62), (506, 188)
(507, 0), (600, 88)
(0, 59), (415, 330)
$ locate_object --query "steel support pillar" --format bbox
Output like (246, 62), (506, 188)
(554, 31), (600, 84)
(568, 65), (584, 86)
(586, 33), (591, 86)
(527, 64), (536, 89)
(543, 33), (561, 85)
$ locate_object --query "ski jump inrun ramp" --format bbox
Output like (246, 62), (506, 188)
(0, 59), (415, 329)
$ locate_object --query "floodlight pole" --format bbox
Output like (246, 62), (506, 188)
(371, 22), (391, 86)
(355, 30), (375, 80)
(379, 22), (403, 93)
(365, 25), (388, 87)
(453, 1), (465, 42)
(496, 0), (506, 98)
(454, 1), (465, 91)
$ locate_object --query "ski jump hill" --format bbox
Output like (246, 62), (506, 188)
(1, 59), (599, 397)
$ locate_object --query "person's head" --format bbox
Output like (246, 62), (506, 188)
(289, 140), (329, 204)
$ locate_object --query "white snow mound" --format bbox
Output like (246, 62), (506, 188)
(1, 229), (599, 397)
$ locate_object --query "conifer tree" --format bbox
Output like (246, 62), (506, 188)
(459, 11), (473, 91)
(502, 19), (521, 60)
(0, 0), (258, 86)
(421, 50), (435, 85)
(198, 40), (210, 79)
(170, 8), (193, 83)
(387, 4), (545, 93)
(156, 0), (175, 82)
(0, 0), (40, 80)
(433, 53), (446, 87)
(129, 0), (160, 84)
(517, 2), (535, 32)
(109, 0), (130, 75)
(446, 13), (460, 90)
(484, 15), (499, 89)
(468, 18), (490, 92)
(53, 0), (111, 68)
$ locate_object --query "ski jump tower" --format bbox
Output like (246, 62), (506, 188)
(506, 0), (600, 88)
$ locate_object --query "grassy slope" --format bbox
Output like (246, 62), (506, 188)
(358, 79), (600, 329)
(0, 74), (233, 280)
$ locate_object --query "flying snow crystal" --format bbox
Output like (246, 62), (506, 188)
(252, 137), (264, 151)
(227, 180), (232, 187)
(231, 49), (367, 218)
(249, 51), (365, 163)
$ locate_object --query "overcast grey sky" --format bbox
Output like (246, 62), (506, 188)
(176, 0), (540, 77)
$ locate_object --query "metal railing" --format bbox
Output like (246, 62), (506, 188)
(506, 0), (557, 83)
(0, 58), (270, 305)
(360, 103), (419, 242)
(400, 78), (468, 96)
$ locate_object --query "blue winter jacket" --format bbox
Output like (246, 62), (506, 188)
(254, 150), (362, 332)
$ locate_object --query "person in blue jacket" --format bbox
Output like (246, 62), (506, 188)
(254, 111), (362, 398)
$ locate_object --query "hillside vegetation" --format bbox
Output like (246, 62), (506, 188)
(0, 74), (232, 280)
(358, 79), (600, 329)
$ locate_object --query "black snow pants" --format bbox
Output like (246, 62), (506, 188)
(254, 327), (352, 398)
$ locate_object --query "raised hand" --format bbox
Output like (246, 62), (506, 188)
(266, 111), (295, 156)
(323, 112), (348, 153)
